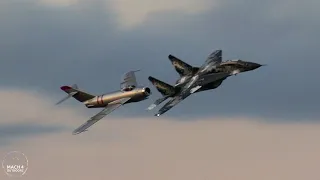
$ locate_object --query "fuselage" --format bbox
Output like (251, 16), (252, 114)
(172, 60), (261, 94)
(173, 71), (224, 94)
(213, 60), (262, 74)
(174, 76), (226, 94)
(84, 87), (151, 108)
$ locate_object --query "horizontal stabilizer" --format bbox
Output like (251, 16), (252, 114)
(56, 84), (78, 105)
(58, 84), (95, 104)
(56, 91), (77, 105)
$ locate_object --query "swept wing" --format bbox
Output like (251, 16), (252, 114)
(155, 89), (191, 116)
(147, 95), (170, 110)
(72, 97), (131, 135)
(155, 72), (230, 116)
(155, 97), (182, 116)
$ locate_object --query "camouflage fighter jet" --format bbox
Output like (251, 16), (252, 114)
(56, 70), (151, 135)
(148, 50), (231, 116)
(147, 50), (264, 116)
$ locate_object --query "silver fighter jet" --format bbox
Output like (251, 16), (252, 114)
(56, 70), (151, 135)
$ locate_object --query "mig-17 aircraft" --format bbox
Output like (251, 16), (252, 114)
(57, 70), (151, 135)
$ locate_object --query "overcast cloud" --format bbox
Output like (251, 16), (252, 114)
(0, 88), (320, 180)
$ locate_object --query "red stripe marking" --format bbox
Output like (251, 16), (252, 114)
(96, 96), (99, 105)
(100, 95), (104, 105)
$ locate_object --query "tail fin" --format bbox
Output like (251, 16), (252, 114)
(56, 84), (95, 104)
(120, 70), (140, 91)
(168, 55), (194, 77)
(148, 76), (176, 96)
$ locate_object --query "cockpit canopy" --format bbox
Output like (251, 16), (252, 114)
(226, 59), (241, 62)
(121, 85), (135, 91)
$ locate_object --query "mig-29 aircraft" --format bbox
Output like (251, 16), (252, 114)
(56, 70), (151, 135)
(148, 50), (231, 116)
(147, 50), (264, 116)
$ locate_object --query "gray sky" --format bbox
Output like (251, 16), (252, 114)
(1, 0), (319, 120)
(0, 0), (319, 120)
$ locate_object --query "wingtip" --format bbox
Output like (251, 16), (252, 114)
(55, 102), (62, 106)
(147, 104), (156, 110)
(148, 76), (154, 81)
(133, 69), (141, 73)
(60, 85), (72, 91)
(215, 50), (222, 55)
(72, 129), (88, 135)
(72, 131), (80, 135)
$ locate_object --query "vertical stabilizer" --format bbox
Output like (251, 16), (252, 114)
(57, 84), (95, 104)
(148, 76), (176, 96)
(168, 55), (194, 77)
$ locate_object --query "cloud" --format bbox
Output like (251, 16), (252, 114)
(0, 123), (65, 146)
(35, 0), (218, 28)
(38, 0), (78, 7)
(0, 87), (86, 145)
(110, 0), (218, 28)
(0, 88), (320, 179)
(0, 87), (86, 125)
(1, 118), (320, 179)
(32, 0), (320, 29)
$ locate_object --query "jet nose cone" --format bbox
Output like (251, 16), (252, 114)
(251, 63), (263, 70)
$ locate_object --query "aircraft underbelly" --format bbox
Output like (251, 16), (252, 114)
(197, 79), (225, 92)
(126, 94), (148, 104)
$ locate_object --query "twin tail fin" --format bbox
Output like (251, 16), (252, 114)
(148, 76), (177, 97)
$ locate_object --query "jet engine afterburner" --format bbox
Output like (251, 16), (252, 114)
(142, 87), (151, 96)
